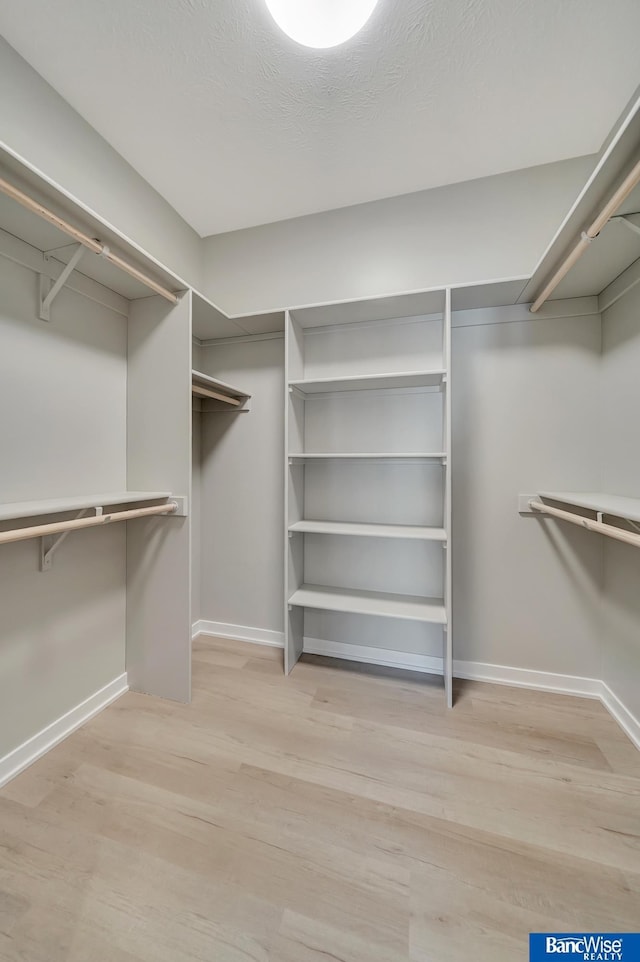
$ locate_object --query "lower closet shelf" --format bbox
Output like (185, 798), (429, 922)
(288, 584), (446, 624)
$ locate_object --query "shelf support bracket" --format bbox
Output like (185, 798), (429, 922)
(39, 243), (85, 321)
(612, 213), (640, 239)
(518, 493), (539, 514)
(40, 508), (89, 571)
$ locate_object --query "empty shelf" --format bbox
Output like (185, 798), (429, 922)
(288, 584), (446, 624)
(289, 370), (445, 395)
(288, 452), (446, 462)
(288, 520), (447, 540)
(192, 370), (250, 406)
(0, 491), (172, 523)
(539, 491), (640, 524)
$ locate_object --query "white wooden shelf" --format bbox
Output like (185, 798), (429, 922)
(289, 370), (445, 395)
(539, 491), (640, 524)
(191, 370), (250, 406)
(288, 520), (446, 540)
(289, 584), (446, 624)
(0, 491), (172, 523)
(288, 452), (446, 462)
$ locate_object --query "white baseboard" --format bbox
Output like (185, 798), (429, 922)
(600, 682), (640, 751)
(0, 673), (128, 789)
(301, 639), (603, 697)
(453, 660), (603, 698)
(303, 637), (443, 675)
(193, 620), (284, 648)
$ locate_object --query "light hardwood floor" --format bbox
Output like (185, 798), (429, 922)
(1, 636), (639, 961)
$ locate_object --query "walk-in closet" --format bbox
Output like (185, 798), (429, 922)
(0, 7), (639, 959)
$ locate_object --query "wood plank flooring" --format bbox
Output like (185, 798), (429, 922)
(1, 635), (639, 961)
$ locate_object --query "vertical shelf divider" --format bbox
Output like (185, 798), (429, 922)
(285, 309), (304, 673)
(444, 288), (453, 707)
(126, 292), (192, 702)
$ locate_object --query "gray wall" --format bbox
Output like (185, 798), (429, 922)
(601, 281), (640, 723)
(453, 306), (603, 676)
(198, 337), (285, 634)
(201, 157), (595, 315)
(0, 254), (127, 758)
(0, 37), (203, 289)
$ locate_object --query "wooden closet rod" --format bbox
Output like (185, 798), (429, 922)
(0, 175), (179, 304)
(529, 499), (640, 549)
(0, 501), (178, 547)
(530, 156), (640, 313)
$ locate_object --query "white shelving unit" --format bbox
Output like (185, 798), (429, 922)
(284, 289), (453, 705)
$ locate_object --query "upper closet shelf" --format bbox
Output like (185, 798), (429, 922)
(288, 583), (446, 624)
(539, 491), (640, 524)
(289, 370), (446, 396)
(192, 370), (250, 407)
(288, 520), (446, 540)
(0, 491), (172, 523)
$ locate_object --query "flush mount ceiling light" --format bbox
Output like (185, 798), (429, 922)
(264, 0), (379, 48)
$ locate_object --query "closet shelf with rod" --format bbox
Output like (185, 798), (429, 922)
(537, 491), (640, 522)
(0, 492), (186, 569)
(192, 370), (251, 410)
(0, 174), (179, 304)
(520, 492), (640, 549)
(529, 154), (640, 313)
(288, 369), (446, 396)
(288, 520), (447, 540)
(288, 584), (447, 624)
(0, 491), (175, 522)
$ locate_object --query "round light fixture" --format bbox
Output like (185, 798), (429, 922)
(264, 0), (379, 49)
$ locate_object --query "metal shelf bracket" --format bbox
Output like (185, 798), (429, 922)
(39, 243), (85, 321)
(41, 507), (90, 571)
(612, 213), (640, 239)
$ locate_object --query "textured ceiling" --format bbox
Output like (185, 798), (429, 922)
(0, 0), (639, 236)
